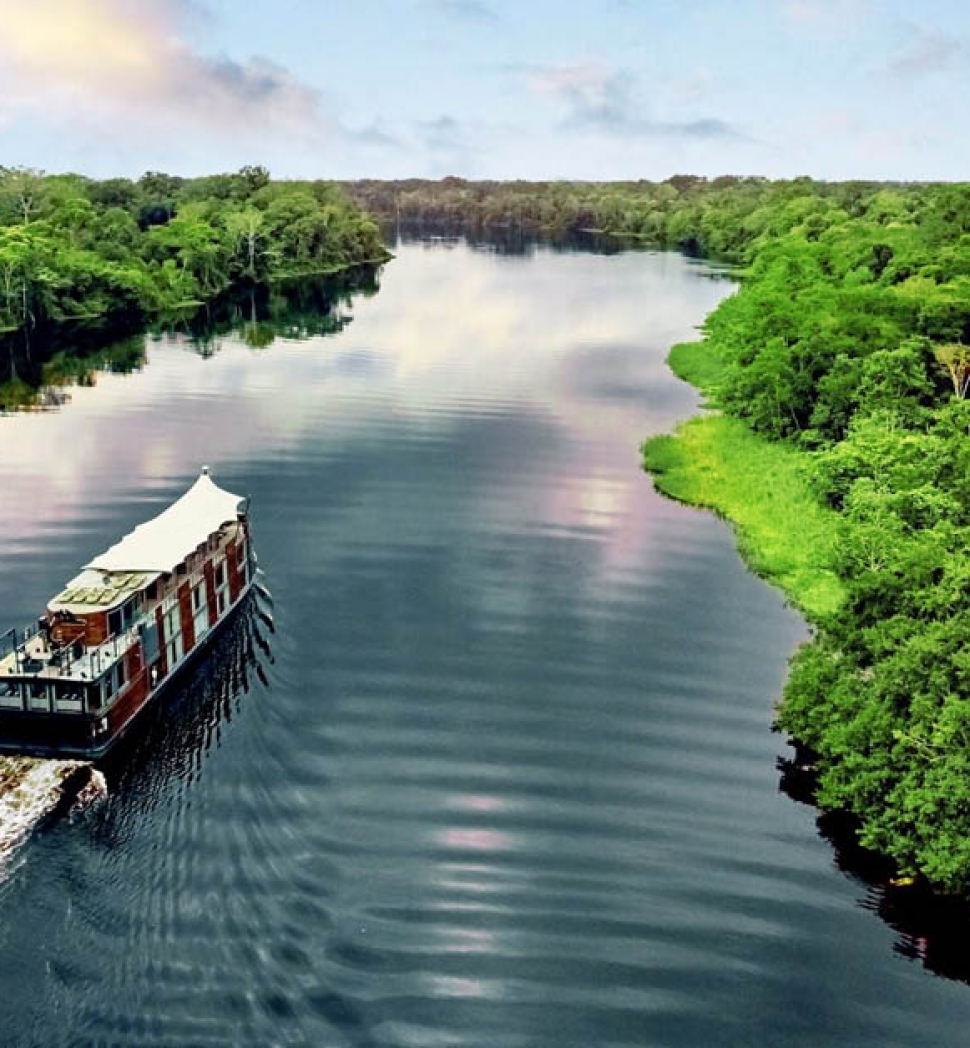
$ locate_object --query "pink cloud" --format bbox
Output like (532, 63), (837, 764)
(0, 0), (328, 136)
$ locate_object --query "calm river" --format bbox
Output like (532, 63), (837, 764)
(1, 237), (969, 1046)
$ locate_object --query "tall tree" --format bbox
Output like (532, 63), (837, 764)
(934, 343), (970, 399)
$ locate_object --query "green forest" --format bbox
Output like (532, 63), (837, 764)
(710, 184), (970, 897)
(0, 165), (387, 344)
(354, 174), (970, 893)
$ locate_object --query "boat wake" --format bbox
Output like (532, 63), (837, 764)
(0, 756), (106, 875)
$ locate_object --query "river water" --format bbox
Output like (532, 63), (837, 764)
(1, 238), (969, 1046)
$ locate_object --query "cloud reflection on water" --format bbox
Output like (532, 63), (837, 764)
(0, 242), (730, 602)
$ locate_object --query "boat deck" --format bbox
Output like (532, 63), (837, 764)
(0, 627), (137, 684)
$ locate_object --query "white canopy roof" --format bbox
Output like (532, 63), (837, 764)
(86, 469), (245, 574)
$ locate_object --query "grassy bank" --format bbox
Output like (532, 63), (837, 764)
(643, 341), (844, 622)
(643, 415), (844, 621)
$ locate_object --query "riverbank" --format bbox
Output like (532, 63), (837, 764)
(643, 340), (844, 622)
(0, 167), (388, 353)
(643, 308), (970, 895)
(0, 260), (385, 412)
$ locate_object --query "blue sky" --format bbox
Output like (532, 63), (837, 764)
(0, 0), (967, 180)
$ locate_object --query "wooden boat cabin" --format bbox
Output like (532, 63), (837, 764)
(0, 468), (255, 758)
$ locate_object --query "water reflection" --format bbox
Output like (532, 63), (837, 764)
(434, 828), (515, 854)
(0, 267), (381, 411)
(172, 271), (380, 357)
(387, 223), (743, 279)
(0, 333), (148, 411)
(387, 221), (641, 258)
(779, 752), (970, 986)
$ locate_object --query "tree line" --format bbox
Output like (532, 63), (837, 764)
(694, 181), (970, 894)
(0, 165), (388, 344)
(342, 174), (918, 257)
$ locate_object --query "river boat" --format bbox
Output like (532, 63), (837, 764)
(0, 468), (256, 759)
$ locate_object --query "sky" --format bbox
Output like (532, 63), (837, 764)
(0, 0), (967, 181)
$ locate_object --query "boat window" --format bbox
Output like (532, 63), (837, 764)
(193, 601), (209, 641)
(121, 599), (136, 630)
(215, 563), (226, 589)
(167, 632), (184, 667)
(163, 603), (181, 640)
(104, 661), (125, 698)
(108, 608), (123, 636)
(0, 681), (23, 709)
(56, 685), (84, 712)
(28, 681), (48, 701)
(88, 681), (105, 711)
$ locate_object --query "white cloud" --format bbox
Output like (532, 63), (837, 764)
(0, 0), (330, 137)
(517, 62), (742, 140)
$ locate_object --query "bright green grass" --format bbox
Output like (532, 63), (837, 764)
(643, 343), (845, 622)
(667, 339), (728, 399)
